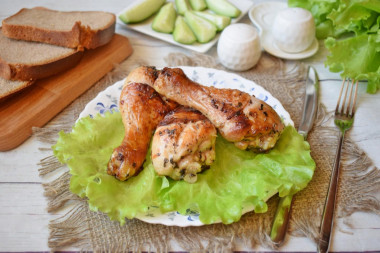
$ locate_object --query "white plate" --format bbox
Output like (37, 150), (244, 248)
(248, 1), (319, 60)
(116, 0), (254, 53)
(79, 66), (293, 226)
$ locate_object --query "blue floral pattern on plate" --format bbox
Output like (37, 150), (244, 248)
(78, 67), (293, 227)
(95, 102), (118, 114)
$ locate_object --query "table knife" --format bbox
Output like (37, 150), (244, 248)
(270, 65), (319, 245)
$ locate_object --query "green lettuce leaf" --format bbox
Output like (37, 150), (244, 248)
(325, 34), (380, 93)
(327, 0), (380, 35)
(53, 111), (125, 197)
(289, 0), (380, 38)
(289, 0), (380, 93)
(53, 112), (316, 225)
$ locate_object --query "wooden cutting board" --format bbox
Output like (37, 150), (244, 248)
(0, 34), (133, 151)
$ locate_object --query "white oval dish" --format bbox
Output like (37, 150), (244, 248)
(116, 0), (254, 53)
(248, 1), (319, 60)
(79, 66), (293, 226)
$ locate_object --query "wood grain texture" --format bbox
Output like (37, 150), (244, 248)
(0, 34), (133, 151)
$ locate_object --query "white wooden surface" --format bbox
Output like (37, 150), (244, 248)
(1, 0), (380, 251)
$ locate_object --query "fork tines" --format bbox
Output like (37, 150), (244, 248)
(335, 78), (359, 117)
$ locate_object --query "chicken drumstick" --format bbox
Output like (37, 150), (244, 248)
(152, 106), (217, 183)
(152, 67), (285, 151)
(107, 82), (177, 181)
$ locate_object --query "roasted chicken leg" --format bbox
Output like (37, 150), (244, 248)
(152, 67), (285, 151)
(125, 65), (158, 87)
(152, 107), (217, 183)
(107, 82), (177, 181)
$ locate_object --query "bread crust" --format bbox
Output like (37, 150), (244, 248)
(2, 8), (116, 50)
(0, 49), (84, 81)
(0, 79), (34, 100)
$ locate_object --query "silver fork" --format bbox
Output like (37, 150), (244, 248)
(317, 78), (359, 253)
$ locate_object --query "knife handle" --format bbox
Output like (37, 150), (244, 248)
(270, 194), (293, 245)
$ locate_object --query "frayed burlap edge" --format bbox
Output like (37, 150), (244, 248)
(36, 52), (380, 252)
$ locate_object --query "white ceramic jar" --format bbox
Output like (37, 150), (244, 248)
(272, 7), (315, 53)
(217, 23), (261, 71)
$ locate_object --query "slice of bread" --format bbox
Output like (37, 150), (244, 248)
(0, 77), (34, 100)
(2, 7), (116, 50)
(0, 28), (84, 81)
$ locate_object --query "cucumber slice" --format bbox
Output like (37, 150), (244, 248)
(205, 0), (241, 18)
(193, 11), (231, 31)
(175, 0), (192, 15)
(119, 0), (165, 24)
(184, 11), (217, 43)
(152, 2), (177, 33)
(173, 16), (197, 44)
(189, 0), (207, 11)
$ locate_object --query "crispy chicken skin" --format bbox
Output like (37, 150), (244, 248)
(152, 67), (285, 151)
(125, 66), (158, 87)
(152, 107), (217, 183)
(124, 66), (178, 109)
(107, 82), (177, 181)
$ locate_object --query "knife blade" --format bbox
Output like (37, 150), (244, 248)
(270, 65), (319, 245)
(298, 66), (319, 140)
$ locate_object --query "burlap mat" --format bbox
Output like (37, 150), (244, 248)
(36, 52), (380, 252)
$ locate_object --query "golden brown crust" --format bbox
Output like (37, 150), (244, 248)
(125, 66), (159, 87)
(2, 7), (116, 50)
(79, 21), (116, 49)
(0, 59), (12, 80)
(0, 49), (84, 81)
(2, 19), (82, 49)
(153, 67), (285, 151)
(158, 106), (208, 126)
(152, 106), (217, 183)
(107, 82), (178, 181)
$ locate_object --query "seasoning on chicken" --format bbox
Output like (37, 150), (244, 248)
(152, 67), (285, 151)
(107, 82), (177, 181)
(125, 65), (159, 87)
(151, 106), (217, 183)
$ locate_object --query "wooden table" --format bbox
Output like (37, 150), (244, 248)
(1, 0), (379, 252)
